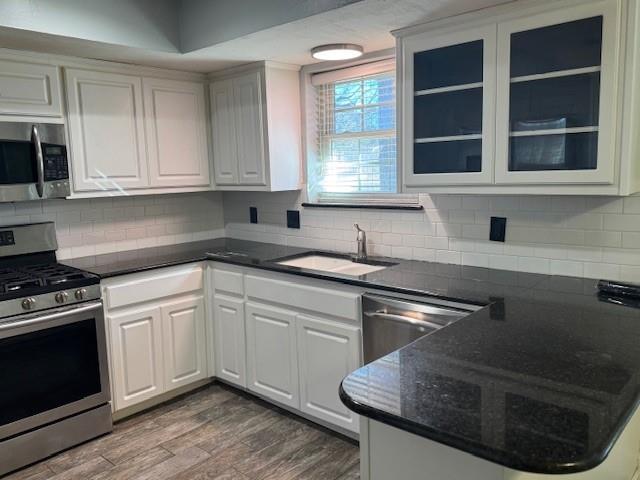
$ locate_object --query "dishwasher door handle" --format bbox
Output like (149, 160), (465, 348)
(363, 311), (445, 330)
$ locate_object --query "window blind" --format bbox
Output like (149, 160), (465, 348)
(309, 64), (400, 199)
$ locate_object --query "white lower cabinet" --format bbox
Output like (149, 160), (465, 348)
(297, 314), (361, 433)
(211, 264), (363, 435)
(162, 296), (207, 392)
(245, 302), (299, 409)
(103, 264), (207, 412)
(213, 293), (247, 387)
(108, 306), (164, 411)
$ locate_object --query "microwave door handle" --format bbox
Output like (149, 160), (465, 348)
(31, 124), (45, 198)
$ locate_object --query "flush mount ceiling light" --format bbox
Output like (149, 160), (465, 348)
(311, 43), (364, 61)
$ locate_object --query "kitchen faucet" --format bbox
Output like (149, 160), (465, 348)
(354, 224), (367, 261)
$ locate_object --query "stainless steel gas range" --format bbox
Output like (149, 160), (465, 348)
(0, 222), (111, 476)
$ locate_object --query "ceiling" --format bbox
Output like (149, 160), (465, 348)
(0, 0), (513, 73)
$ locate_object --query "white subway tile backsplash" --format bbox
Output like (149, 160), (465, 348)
(1, 192), (224, 260)
(222, 191), (640, 282)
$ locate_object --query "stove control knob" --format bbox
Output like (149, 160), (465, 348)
(21, 297), (36, 310)
(74, 288), (87, 301)
(55, 292), (69, 304)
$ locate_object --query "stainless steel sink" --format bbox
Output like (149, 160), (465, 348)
(275, 253), (393, 277)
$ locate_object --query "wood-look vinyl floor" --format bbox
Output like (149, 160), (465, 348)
(4, 382), (360, 480)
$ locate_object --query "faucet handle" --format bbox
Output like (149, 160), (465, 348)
(354, 223), (362, 232)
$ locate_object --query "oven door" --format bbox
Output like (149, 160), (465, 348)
(0, 301), (110, 441)
(0, 122), (70, 202)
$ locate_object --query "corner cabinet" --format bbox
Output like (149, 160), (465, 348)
(209, 62), (303, 191)
(397, 0), (640, 195)
(65, 68), (212, 195)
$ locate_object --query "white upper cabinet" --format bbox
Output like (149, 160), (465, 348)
(401, 25), (496, 187)
(65, 69), (150, 191)
(210, 79), (239, 185)
(494, 1), (620, 186)
(209, 62), (302, 191)
(143, 78), (211, 188)
(397, 0), (639, 195)
(65, 66), (212, 196)
(233, 71), (267, 186)
(0, 60), (63, 117)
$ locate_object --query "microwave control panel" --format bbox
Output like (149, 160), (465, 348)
(43, 145), (69, 181)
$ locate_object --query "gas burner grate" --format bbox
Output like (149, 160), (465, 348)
(0, 263), (95, 296)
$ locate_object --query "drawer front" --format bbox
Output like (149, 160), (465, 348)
(104, 265), (204, 309)
(213, 266), (244, 296)
(245, 274), (360, 322)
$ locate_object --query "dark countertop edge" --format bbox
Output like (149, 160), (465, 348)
(96, 255), (210, 279)
(206, 255), (489, 306)
(301, 202), (425, 211)
(89, 250), (489, 307)
(338, 383), (618, 475)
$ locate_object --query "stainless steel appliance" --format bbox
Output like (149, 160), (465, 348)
(0, 223), (111, 476)
(362, 293), (478, 364)
(0, 122), (70, 202)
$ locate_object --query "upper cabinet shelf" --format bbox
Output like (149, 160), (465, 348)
(396, 0), (640, 195)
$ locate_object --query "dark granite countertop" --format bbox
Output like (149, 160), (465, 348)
(63, 238), (640, 474)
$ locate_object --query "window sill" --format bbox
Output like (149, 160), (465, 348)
(301, 202), (424, 211)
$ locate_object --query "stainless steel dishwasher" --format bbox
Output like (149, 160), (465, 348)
(362, 293), (479, 364)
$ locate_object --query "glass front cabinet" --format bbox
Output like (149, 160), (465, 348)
(397, 0), (639, 195)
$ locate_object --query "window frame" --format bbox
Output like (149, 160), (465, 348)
(301, 50), (418, 207)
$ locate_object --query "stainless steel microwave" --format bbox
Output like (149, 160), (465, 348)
(0, 122), (70, 202)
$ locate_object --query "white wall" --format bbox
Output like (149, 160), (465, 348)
(0, 0), (180, 52)
(0, 192), (225, 260)
(224, 191), (640, 283)
(178, 0), (363, 51)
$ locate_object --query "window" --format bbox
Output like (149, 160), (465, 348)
(308, 60), (406, 203)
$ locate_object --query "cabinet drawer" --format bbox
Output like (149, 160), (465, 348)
(213, 266), (244, 296)
(104, 265), (203, 309)
(245, 274), (360, 322)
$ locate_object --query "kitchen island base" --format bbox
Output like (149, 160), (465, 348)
(359, 411), (640, 480)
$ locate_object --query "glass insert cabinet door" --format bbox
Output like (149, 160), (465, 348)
(494, 0), (621, 185)
(402, 25), (496, 186)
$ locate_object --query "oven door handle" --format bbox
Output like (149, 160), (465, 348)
(363, 311), (444, 330)
(0, 301), (103, 332)
(31, 124), (45, 198)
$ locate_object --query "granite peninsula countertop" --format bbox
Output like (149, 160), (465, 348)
(64, 238), (640, 474)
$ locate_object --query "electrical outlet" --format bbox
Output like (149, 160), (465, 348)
(249, 207), (258, 224)
(287, 210), (300, 229)
(490, 216), (507, 242)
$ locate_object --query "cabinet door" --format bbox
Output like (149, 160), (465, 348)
(65, 69), (149, 191)
(210, 79), (239, 185)
(495, 1), (620, 185)
(161, 296), (207, 391)
(0, 61), (62, 117)
(213, 294), (246, 387)
(402, 25), (496, 187)
(143, 78), (211, 187)
(245, 302), (299, 408)
(108, 306), (163, 411)
(296, 314), (361, 433)
(233, 71), (267, 186)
